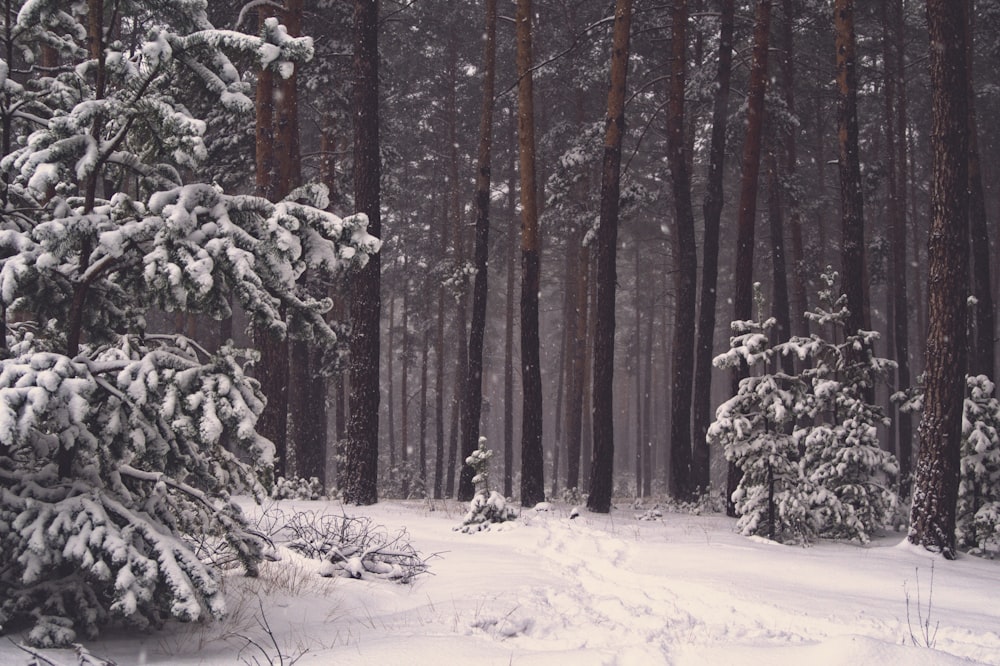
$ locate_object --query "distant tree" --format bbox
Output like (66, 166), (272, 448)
(908, 0), (970, 559)
(588, 0), (633, 513)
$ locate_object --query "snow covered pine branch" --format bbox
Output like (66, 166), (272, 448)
(0, 0), (379, 647)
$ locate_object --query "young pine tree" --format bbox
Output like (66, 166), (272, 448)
(0, 0), (378, 646)
(957, 375), (1000, 552)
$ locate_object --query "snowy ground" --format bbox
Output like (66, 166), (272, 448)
(5, 498), (1000, 665)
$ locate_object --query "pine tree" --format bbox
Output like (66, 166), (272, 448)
(957, 375), (1000, 552)
(709, 286), (813, 543)
(0, 0), (378, 645)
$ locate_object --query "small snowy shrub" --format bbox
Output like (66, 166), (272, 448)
(271, 476), (325, 501)
(957, 375), (1000, 553)
(456, 438), (516, 533)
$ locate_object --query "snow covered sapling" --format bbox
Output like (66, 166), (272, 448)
(957, 375), (1000, 552)
(0, 0), (378, 647)
(789, 270), (898, 543)
(709, 285), (813, 543)
(456, 438), (515, 533)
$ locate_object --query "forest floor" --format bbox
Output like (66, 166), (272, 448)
(4, 497), (1000, 665)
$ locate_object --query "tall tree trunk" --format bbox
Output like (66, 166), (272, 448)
(642, 296), (654, 496)
(908, 0), (970, 560)
(667, 0), (697, 501)
(728, 0), (772, 517)
(385, 295), (397, 484)
(835, 0), (867, 338)
(401, 276), (411, 496)
(504, 133), (518, 500)
(343, 0), (381, 505)
(767, 145), (794, 376)
(434, 287), (446, 499)
(458, 0), (498, 501)
(566, 232), (590, 492)
(252, 4), (288, 480)
(692, 0), (735, 493)
(966, 1), (994, 381)
(634, 241), (643, 497)
(780, 0), (807, 335)
(882, 0), (913, 497)
(516, 0), (545, 507)
(588, 0), (633, 513)
(420, 320), (429, 494)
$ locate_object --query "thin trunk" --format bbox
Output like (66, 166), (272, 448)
(667, 0), (697, 501)
(692, 0), (735, 493)
(835, 0), (867, 338)
(434, 287), (446, 499)
(588, 0), (633, 513)
(504, 138), (517, 500)
(780, 0), (807, 334)
(642, 297), (654, 497)
(458, 0), (498, 501)
(516, 0), (545, 507)
(728, 0), (772, 516)
(908, 0), (970, 560)
(343, 0), (381, 505)
(883, 0), (913, 496)
(634, 241), (643, 497)
(401, 278), (411, 496)
(767, 145), (793, 375)
(420, 321), (429, 494)
(966, 0), (994, 380)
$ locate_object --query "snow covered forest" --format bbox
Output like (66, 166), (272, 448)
(1, 0), (1000, 662)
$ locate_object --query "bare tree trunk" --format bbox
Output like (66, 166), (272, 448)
(780, 0), (807, 335)
(908, 0), (970, 560)
(835, 0), (868, 338)
(420, 321), (429, 495)
(458, 0), (498, 502)
(343, 0), (381, 505)
(401, 276), (411, 496)
(882, 0), (913, 497)
(504, 134), (517, 500)
(588, 0), (633, 513)
(434, 287), (445, 499)
(692, 0), (735, 493)
(966, 0), (994, 381)
(667, 0), (697, 501)
(767, 145), (793, 375)
(727, 0), (772, 516)
(516, 0), (545, 507)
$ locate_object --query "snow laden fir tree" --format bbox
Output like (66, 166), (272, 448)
(0, 0), (378, 647)
(709, 275), (898, 545)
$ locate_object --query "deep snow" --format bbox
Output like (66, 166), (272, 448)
(4, 499), (999, 665)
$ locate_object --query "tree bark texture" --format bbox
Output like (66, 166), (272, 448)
(588, 0), (633, 514)
(908, 0), (970, 560)
(343, 0), (381, 505)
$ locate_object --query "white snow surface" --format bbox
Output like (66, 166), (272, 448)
(5, 499), (999, 665)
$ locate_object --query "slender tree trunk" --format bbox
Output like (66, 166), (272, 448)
(343, 0), (381, 505)
(588, 0), (633, 513)
(634, 240), (643, 497)
(458, 0), (498, 501)
(642, 297), (654, 496)
(667, 0), (697, 501)
(252, 4), (289, 480)
(401, 276), (411, 496)
(728, 0), (772, 516)
(582, 252), (596, 492)
(767, 144), (793, 376)
(504, 138), (517, 500)
(882, 0), (913, 497)
(419, 321), (429, 494)
(835, 0), (867, 338)
(434, 287), (445, 499)
(966, 1), (994, 381)
(692, 0), (735, 493)
(780, 0), (807, 335)
(908, 0), (970, 560)
(385, 294), (397, 483)
(516, 0), (545, 507)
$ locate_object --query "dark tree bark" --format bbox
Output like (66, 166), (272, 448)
(882, 0), (913, 497)
(780, 0), (807, 336)
(727, 0), (772, 517)
(252, 4), (288, 480)
(515, 0), (545, 507)
(908, 0), (970, 560)
(835, 0), (867, 338)
(588, 0), (633, 514)
(692, 0), (735, 493)
(458, 0), (498, 501)
(419, 321), (429, 493)
(433, 287), (445, 499)
(767, 145), (794, 376)
(400, 278), (411, 496)
(504, 130), (517, 500)
(343, 0), (381, 505)
(667, 0), (697, 501)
